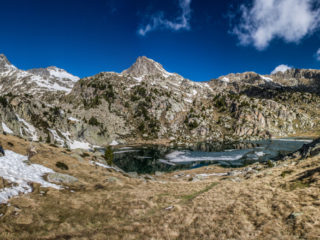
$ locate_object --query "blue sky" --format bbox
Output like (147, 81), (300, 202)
(1, 0), (320, 81)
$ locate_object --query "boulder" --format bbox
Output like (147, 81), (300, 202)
(47, 173), (78, 184)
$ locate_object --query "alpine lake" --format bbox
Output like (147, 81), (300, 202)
(109, 138), (312, 174)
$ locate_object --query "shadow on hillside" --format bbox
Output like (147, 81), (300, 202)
(240, 84), (320, 100)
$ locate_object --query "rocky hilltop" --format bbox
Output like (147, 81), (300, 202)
(0, 54), (319, 147)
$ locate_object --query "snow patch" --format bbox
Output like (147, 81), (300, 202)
(275, 138), (313, 143)
(260, 75), (273, 82)
(68, 117), (80, 122)
(48, 67), (79, 82)
(196, 173), (228, 177)
(110, 140), (119, 146)
(184, 98), (193, 103)
(0, 150), (60, 204)
(192, 89), (198, 95)
(255, 151), (265, 157)
(69, 140), (91, 150)
(221, 77), (230, 83)
(16, 114), (38, 141)
(48, 129), (64, 146)
(133, 77), (143, 82)
(2, 122), (13, 134)
(165, 149), (251, 163)
(90, 160), (122, 172)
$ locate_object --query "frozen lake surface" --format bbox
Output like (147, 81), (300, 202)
(112, 138), (312, 174)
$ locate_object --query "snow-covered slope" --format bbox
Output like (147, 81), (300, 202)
(0, 150), (60, 204)
(0, 54), (79, 96)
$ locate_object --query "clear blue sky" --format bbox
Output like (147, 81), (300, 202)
(1, 0), (320, 81)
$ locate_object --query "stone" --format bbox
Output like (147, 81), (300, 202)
(47, 173), (78, 184)
(288, 212), (303, 220)
(155, 171), (163, 176)
(106, 177), (118, 183)
(143, 175), (154, 180)
(70, 154), (85, 163)
(127, 172), (139, 178)
(227, 170), (242, 176)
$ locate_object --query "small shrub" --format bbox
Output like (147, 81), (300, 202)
(94, 184), (105, 190)
(88, 116), (100, 126)
(80, 152), (90, 158)
(7, 142), (14, 147)
(46, 133), (51, 143)
(51, 106), (61, 116)
(138, 122), (145, 132)
(104, 146), (113, 165)
(267, 160), (275, 168)
(56, 161), (69, 170)
(0, 97), (8, 108)
(281, 170), (294, 177)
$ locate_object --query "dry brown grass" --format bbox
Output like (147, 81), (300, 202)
(0, 134), (320, 239)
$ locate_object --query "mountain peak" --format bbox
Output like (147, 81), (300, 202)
(0, 54), (17, 71)
(122, 56), (173, 78)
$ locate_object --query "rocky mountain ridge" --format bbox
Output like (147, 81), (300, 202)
(0, 54), (79, 97)
(0, 54), (318, 148)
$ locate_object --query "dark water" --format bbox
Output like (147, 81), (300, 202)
(112, 138), (312, 174)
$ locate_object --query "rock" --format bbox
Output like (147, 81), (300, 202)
(194, 175), (207, 180)
(288, 212), (303, 220)
(143, 175), (154, 180)
(127, 172), (139, 178)
(230, 177), (241, 182)
(47, 173), (78, 184)
(106, 177), (118, 183)
(27, 144), (37, 160)
(227, 170), (242, 176)
(70, 153), (85, 163)
(191, 177), (200, 182)
(155, 171), (163, 176)
(288, 138), (320, 160)
(165, 206), (174, 210)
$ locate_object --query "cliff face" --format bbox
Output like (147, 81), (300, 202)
(0, 55), (319, 147)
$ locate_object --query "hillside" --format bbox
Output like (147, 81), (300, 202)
(0, 134), (320, 239)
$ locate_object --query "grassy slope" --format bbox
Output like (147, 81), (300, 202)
(0, 135), (319, 239)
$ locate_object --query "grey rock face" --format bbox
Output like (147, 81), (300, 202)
(122, 56), (171, 78)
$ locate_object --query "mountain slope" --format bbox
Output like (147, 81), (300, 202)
(0, 55), (318, 147)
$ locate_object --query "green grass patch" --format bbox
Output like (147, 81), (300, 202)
(289, 180), (311, 191)
(180, 182), (219, 201)
(280, 170), (294, 178)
